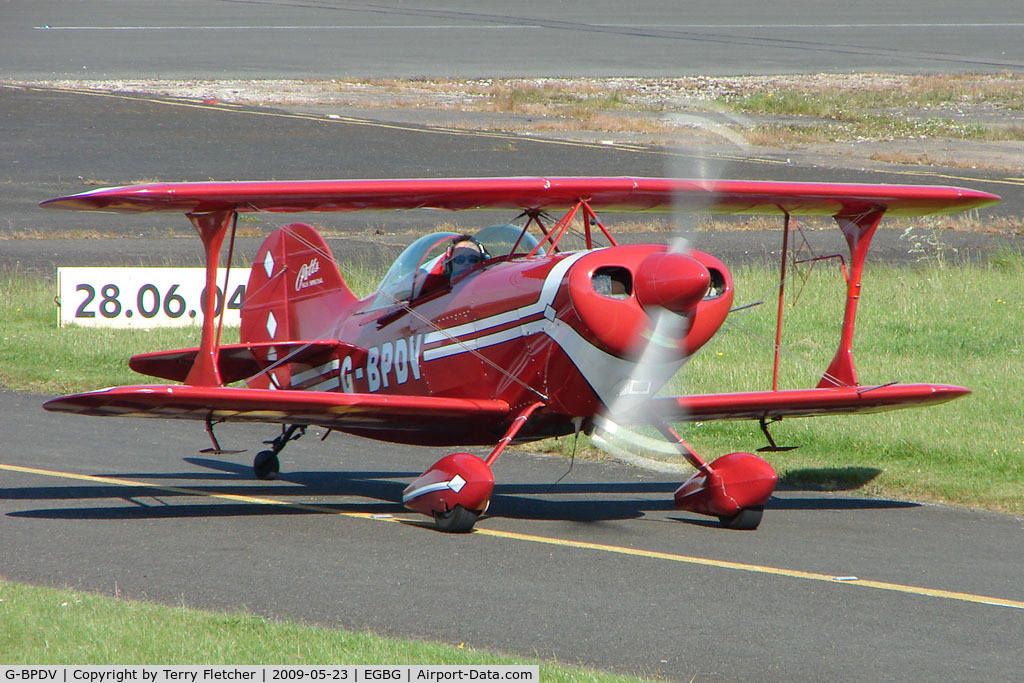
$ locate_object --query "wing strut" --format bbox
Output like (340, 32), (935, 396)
(523, 199), (618, 257)
(818, 208), (885, 388)
(185, 209), (236, 387)
(772, 213), (792, 391)
(579, 201), (618, 249)
(527, 201), (582, 256)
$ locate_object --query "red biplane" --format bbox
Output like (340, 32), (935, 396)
(41, 177), (999, 532)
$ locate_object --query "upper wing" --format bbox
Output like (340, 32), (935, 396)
(43, 385), (511, 443)
(639, 383), (969, 423)
(40, 176), (999, 216)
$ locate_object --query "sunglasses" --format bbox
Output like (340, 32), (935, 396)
(452, 253), (483, 265)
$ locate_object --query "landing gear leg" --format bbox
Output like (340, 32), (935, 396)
(253, 424), (306, 480)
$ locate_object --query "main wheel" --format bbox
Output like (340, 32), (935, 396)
(253, 450), (280, 480)
(718, 506), (764, 530)
(433, 505), (480, 533)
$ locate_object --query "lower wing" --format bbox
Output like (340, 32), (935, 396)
(43, 385), (510, 443)
(642, 383), (969, 422)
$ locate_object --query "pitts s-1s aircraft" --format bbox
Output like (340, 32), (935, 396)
(41, 177), (1000, 532)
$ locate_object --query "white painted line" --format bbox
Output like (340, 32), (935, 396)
(34, 25), (534, 31)
(592, 23), (1024, 29)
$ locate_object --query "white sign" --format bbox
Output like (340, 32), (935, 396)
(57, 267), (250, 328)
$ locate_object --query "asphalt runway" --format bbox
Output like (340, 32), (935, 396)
(1, 391), (1022, 680)
(3, 0), (1023, 78)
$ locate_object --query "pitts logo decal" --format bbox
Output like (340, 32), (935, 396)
(340, 334), (424, 393)
(295, 258), (324, 292)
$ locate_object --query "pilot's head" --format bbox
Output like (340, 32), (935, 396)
(444, 235), (487, 279)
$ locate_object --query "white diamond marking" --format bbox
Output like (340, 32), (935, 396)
(263, 250), (275, 278)
(266, 311), (278, 338)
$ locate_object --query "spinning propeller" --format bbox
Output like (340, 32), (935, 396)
(590, 103), (779, 529)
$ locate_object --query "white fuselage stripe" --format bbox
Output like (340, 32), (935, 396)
(423, 319), (547, 361)
(307, 376), (342, 392)
(291, 359), (340, 385)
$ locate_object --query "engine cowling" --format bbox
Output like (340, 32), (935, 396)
(566, 244), (734, 360)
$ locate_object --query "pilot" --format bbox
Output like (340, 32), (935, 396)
(443, 235), (489, 281)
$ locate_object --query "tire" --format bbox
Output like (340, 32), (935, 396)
(253, 450), (280, 481)
(433, 505), (480, 533)
(718, 506), (764, 530)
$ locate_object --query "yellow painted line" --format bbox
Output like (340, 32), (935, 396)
(0, 462), (396, 522)
(471, 527), (1024, 610)
(3, 462), (1022, 610)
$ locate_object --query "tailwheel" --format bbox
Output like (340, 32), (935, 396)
(253, 450), (280, 481)
(433, 505), (480, 534)
(718, 506), (764, 530)
(252, 424), (305, 480)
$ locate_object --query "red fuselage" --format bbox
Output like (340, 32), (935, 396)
(241, 225), (733, 445)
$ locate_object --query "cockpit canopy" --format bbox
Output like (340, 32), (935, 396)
(369, 224), (545, 310)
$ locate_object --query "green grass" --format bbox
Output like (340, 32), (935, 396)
(747, 116), (1024, 145)
(0, 579), (640, 679)
(2, 255), (1022, 513)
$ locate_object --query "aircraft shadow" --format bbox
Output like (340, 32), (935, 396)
(3, 458), (916, 523)
(777, 466), (885, 491)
